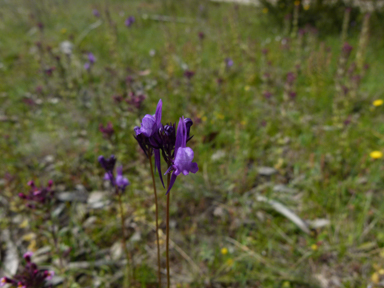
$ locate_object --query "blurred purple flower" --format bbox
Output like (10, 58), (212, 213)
(165, 117), (198, 194)
(184, 70), (195, 80)
(198, 32), (205, 40)
(19, 180), (54, 210)
(125, 16), (135, 27)
(342, 42), (353, 57)
(0, 252), (55, 288)
(263, 91), (272, 99)
(99, 122), (114, 139)
(225, 58), (234, 68)
(99, 155), (130, 193)
(93, 9), (100, 17)
(84, 62), (91, 70)
(88, 53), (96, 64)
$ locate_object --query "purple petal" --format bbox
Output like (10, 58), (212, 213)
(155, 99), (162, 128)
(140, 114), (156, 137)
(174, 147), (197, 175)
(175, 117), (185, 156)
(116, 175), (130, 191)
(117, 165), (123, 176)
(166, 173), (177, 195)
(154, 149), (165, 188)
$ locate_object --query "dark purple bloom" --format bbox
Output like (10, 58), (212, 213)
(93, 9), (100, 17)
(225, 58), (234, 68)
(184, 70), (195, 80)
(286, 72), (296, 84)
(198, 32), (205, 40)
(165, 117), (198, 194)
(125, 16), (135, 27)
(342, 42), (353, 57)
(44, 67), (55, 76)
(1, 252), (54, 288)
(99, 122), (114, 139)
(98, 155), (116, 184)
(289, 91), (297, 99)
(263, 91), (272, 99)
(125, 92), (146, 110)
(18, 180), (54, 210)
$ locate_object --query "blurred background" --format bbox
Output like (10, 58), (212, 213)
(1, 0), (384, 287)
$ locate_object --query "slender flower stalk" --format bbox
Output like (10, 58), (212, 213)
(148, 153), (162, 287)
(98, 155), (131, 287)
(164, 117), (198, 288)
(166, 170), (171, 288)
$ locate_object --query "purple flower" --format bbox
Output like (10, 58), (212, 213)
(88, 53), (96, 64)
(99, 122), (114, 139)
(115, 166), (130, 192)
(2, 251), (55, 288)
(84, 62), (91, 70)
(125, 16), (135, 27)
(99, 155), (130, 193)
(342, 42), (353, 57)
(184, 70), (195, 80)
(135, 99), (162, 138)
(225, 58), (234, 68)
(286, 72), (296, 84)
(98, 155), (116, 184)
(93, 9), (100, 17)
(263, 91), (272, 99)
(135, 99), (164, 187)
(165, 117), (198, 194)
(19, 180), (54, 210)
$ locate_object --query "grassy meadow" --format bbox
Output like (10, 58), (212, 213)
(1, 0), (384, 287)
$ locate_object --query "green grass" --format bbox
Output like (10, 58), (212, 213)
(1, 0), (384, 287)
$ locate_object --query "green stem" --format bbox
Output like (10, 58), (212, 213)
(166, 172), (171, 288)
(149, 154), (162, 287)
(117, 192), (131, 288)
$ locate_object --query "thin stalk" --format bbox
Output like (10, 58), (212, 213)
(166, 172), (171, 288)
(117, 192), (131, 287)
(149, 154), (162, 287)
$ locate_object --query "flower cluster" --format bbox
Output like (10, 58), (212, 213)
(0, 252), (54, 288)
(18, 181), (54, 210)
(98, 155), (130, 194)
(134, 99), (198, 193)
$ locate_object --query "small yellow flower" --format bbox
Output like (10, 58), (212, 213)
(244, 85), (250, 91)
(373, 99), (383, 107)
(372, 272), (380, 284)
(217, 114), (224, 120)
(311, 244), (318, 251)
(294, 0), (300, 6)
(379, 269), (384, 275)
(370, 151), (383, 159)
(304, 4), (310, 10)
(240, 120), (247, 126)
(202, 116), (207, 122)
(221, 247), (228, 255)
(262, 8), (268, 14)
(61, 28), (67, 34)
